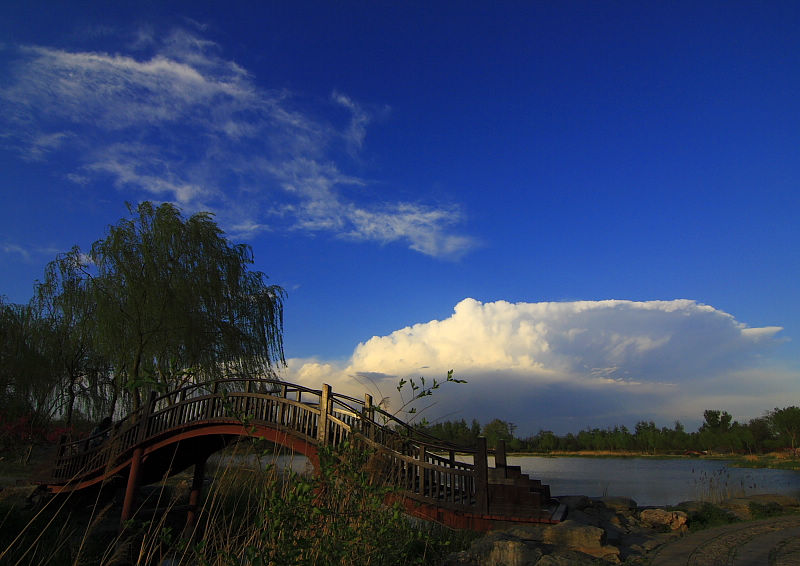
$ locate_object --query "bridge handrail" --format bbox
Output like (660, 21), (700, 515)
(55, 377), (478, 478)
(51, 377), (492, 515)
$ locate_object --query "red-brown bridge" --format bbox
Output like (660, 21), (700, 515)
(45, 378), (564, 531)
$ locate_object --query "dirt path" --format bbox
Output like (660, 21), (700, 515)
(649, 516), (800, 565)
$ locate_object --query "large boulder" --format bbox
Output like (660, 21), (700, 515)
(639, 508), (688, 531)
(486, 539), (543, 566)
(543, 520), (620, 562)
(466, 532), (543, 566)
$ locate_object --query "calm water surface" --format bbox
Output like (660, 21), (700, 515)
(503, 456), (800, 507)
(210, 452), (800, 508)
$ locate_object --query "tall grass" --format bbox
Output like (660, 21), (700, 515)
(1, 439), (472, 565)
(691, 465), (748, 503)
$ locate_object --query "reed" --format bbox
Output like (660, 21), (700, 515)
(1, 438), (472, 565)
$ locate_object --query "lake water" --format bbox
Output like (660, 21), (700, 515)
(209, 452), (800, 508)
(503, 456), (800, 507)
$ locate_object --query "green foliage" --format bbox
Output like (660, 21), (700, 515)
(173, 441), (471, 565)
(1, 439), (471, 566)
(1, 201), (288, 431)
(392, 370), (466, 421)
(482, 419), (515, 450)
(34, 246), (113, 426)
(416, 418), (482, 448)
(682, 502), (739, 532)
(748, 501), (789, 519)
(0, 297), (61, 435)
(769, 406), (800, 450)
(88, 201), (286, 411)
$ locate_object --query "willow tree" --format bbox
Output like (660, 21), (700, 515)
(89, 202), (285, 412)
(35, 247), (112, 425)
(0, 298), (59, 430)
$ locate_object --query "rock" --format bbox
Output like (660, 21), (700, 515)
(505, 524), (548, 541)
(639, 508), (688, 530)
(543, 520), (620, 561)
(543, 520), (606, 548)
(487, 539), (543, 566)
(464, 532), (542, 566)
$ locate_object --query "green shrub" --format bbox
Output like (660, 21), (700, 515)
(684, 502), (739, 532)
(748, 501), (787, 519)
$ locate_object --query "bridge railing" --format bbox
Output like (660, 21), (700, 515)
(50, 377), (489, 513)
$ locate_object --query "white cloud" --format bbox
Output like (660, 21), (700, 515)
(1, 243), (31, 260)
(0, 28), (475, 259)
(1, 242), (63, 262)
(331, 91), (371, 156)
(283, 298), (793, 433)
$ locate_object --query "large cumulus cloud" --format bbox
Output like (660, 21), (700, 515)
(284, 298), (790, 434)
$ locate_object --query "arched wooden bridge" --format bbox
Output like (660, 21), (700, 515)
(46, 378), (564, 531)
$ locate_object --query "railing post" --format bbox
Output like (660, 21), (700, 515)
(419, 444), (427, 496)
(474, 436), (489, 514)
(496, 438), (507, 468)
(293, 389), (301, 432)
(245, 379), (253, 418)
(205, 381), (219, 420)
(138, 391), (157, 443)
(317, 384), (331, 444)
(363, 393), (374, 440)
(279, 384), (287, 426)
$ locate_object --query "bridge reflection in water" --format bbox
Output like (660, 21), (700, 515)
(46, 378), (564, 530)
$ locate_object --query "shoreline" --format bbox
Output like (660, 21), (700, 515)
(499, 450), (800, 470)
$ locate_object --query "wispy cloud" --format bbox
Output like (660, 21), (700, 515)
(1, 242), (62, 262)
(0, 28), (475, 259)
(1, 243), (32, 261)
(284, 298), (790, 432)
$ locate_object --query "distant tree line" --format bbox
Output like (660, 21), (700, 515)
(1, 202), (285, 448)
(416, 407), (800, 455)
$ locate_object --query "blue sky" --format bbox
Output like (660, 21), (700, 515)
(1, 2), (798, 434)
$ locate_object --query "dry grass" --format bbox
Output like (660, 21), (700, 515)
(1, 439), (471, 566)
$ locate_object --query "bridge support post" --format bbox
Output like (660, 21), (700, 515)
(186, 457), (207, 529)
(475, 436), (489, 514)
(121, 446), (143, 525)
(317, 384), (331, 444)
(120, 391), (156, 527)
